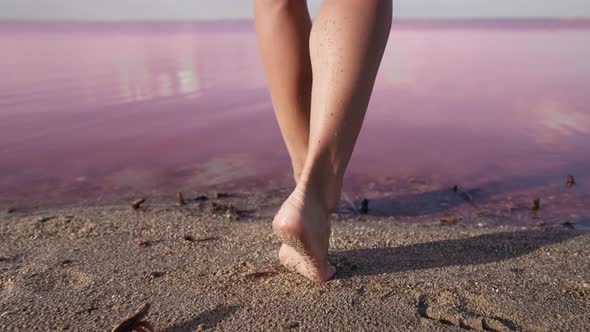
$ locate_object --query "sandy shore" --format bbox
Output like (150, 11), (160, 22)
(0, 191), (589, 331)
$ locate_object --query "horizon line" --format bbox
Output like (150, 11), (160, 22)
(1, 17), (590, 23)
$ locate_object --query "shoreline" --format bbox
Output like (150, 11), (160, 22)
(1, 195), (589, 331)
(4, 172), (588, 229)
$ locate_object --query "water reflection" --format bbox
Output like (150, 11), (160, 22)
(0, 22), (588, 215)
(116, 52), (199, 102)
(158, 73), (173, 97)
(178, 53), (199, 95)
(537, 102), (590, 142)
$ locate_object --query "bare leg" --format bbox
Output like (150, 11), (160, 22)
(254, 0), (312, 182)
(273, 0), (393, 282)
(254, 0), (319, 280)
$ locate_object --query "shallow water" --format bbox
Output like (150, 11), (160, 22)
(0, 21), (589, 224)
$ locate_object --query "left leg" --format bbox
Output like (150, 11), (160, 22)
(254, 0), (313, 183)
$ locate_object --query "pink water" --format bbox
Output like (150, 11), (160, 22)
(0, 21), (589, 223)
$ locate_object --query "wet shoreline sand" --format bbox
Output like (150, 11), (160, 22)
(1, 191), (589, 331)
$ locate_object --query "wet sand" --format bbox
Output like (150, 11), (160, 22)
(1, 191), (589, 331)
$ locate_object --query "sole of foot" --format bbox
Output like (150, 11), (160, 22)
(273, 190), (336, 282)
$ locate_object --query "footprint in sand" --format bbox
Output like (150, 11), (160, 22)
(416, 290), (520, 332)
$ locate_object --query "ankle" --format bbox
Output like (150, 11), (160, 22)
(297, 170), (342, 214)
(293, 169), (303, 185)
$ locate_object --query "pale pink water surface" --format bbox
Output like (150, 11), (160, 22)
(0, 21), (589, 223)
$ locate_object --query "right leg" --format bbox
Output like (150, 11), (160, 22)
(273, 0), (393, 282)
(254, 0), (313, 182)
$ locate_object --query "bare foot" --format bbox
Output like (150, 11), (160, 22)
(273, 186), (336, 282)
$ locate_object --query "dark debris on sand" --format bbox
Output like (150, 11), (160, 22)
(213, 191), (231, 199)
(440, 217), (458, 225)
(210, 202), (241, 221)
(111, 303), (153, 332)
(532, 198), (541, 212)
(177, 192), (186, 206)
(360, 198), (369, 214)
(567, 175), (576, 188)
(195, 195), (209, 202)
(131, 199), (146, 210)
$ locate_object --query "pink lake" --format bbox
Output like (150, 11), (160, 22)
(0, 21), (589, 224)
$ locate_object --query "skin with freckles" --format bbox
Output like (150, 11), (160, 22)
(255, 0), (392, 282)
